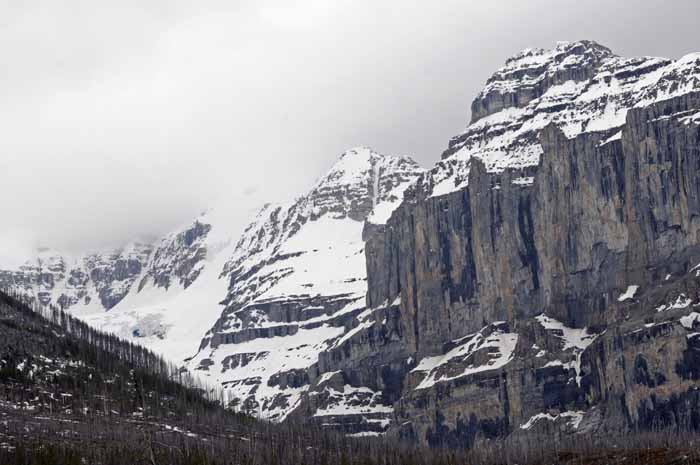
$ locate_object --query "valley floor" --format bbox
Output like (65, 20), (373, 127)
(1, 395), (699, 465)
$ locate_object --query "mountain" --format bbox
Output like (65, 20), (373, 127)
(360, 40), (700, 445)
(0, 243), (152, 311)
(0, 146), (425, 432)
(0, 209), (240, 365)
(422, 40), (699, 197)
(76, 206), (253, 364)
(2, 40), (700, 450)
(187, 147), (424, 427)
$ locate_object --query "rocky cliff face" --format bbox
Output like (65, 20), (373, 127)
(139, 220), (212, 291)
(355, 42), (700, 445)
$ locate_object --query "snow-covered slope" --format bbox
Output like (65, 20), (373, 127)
(78, 206), (255, 364)
(423, 40), (700, 197)
(0, 147), (424, 428)
(186, 147), (424, 424)
(0, 197), (269, 363)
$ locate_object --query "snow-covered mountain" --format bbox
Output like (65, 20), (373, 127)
(0, 147), (424, 430)
(421, 40), (700, 197)
(76, 206), (255, 363)
(0, 244), (152, 311)
(0, 209), (239, 363)
(187, 147), (424, 424)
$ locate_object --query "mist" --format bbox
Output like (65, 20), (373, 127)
(1, 0), (699, 264)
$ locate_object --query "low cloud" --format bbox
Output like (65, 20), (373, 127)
(1, 0), (698, 257)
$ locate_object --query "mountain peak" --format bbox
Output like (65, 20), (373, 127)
(504, 40), (614, 68)
(338, 145), (376, 158)
(471, 40), (615, 123)
(307, 148), (422, 223)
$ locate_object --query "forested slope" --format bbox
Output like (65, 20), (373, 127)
(1, 290), (700, 464)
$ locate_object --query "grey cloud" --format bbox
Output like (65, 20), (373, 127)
(1, 0), (699, 260)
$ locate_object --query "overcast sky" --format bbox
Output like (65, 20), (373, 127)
(1, 0), (699, 264)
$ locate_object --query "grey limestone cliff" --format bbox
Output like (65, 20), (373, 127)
(350, 41), (700, 445)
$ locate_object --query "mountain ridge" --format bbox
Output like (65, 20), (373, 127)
(2, 40), (700, 445)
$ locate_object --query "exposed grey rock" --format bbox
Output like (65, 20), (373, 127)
(359, 87), (700, 444)
(139, 220), (212, 291)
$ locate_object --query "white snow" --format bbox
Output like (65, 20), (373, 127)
(535, 314), (598, 385)
(657, 294), (695, 313)
(367, 200), (401, 225)
(618, 285), (639, 302)
(520, 410), (584, 430)
(371, 160), (380, 210)
(600, 130), (623, 146)
(679, 111), (700, 126)
(511, 176), (534, 186)
(317, 371), (341, 385)
(670, 295), (694, 309)
(535, 315), (597, 351)
(413, 326), (518, 390)
(347, 431), (383, 438)
(313, 385), (393, 417)
(680, 312), (700, 330)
